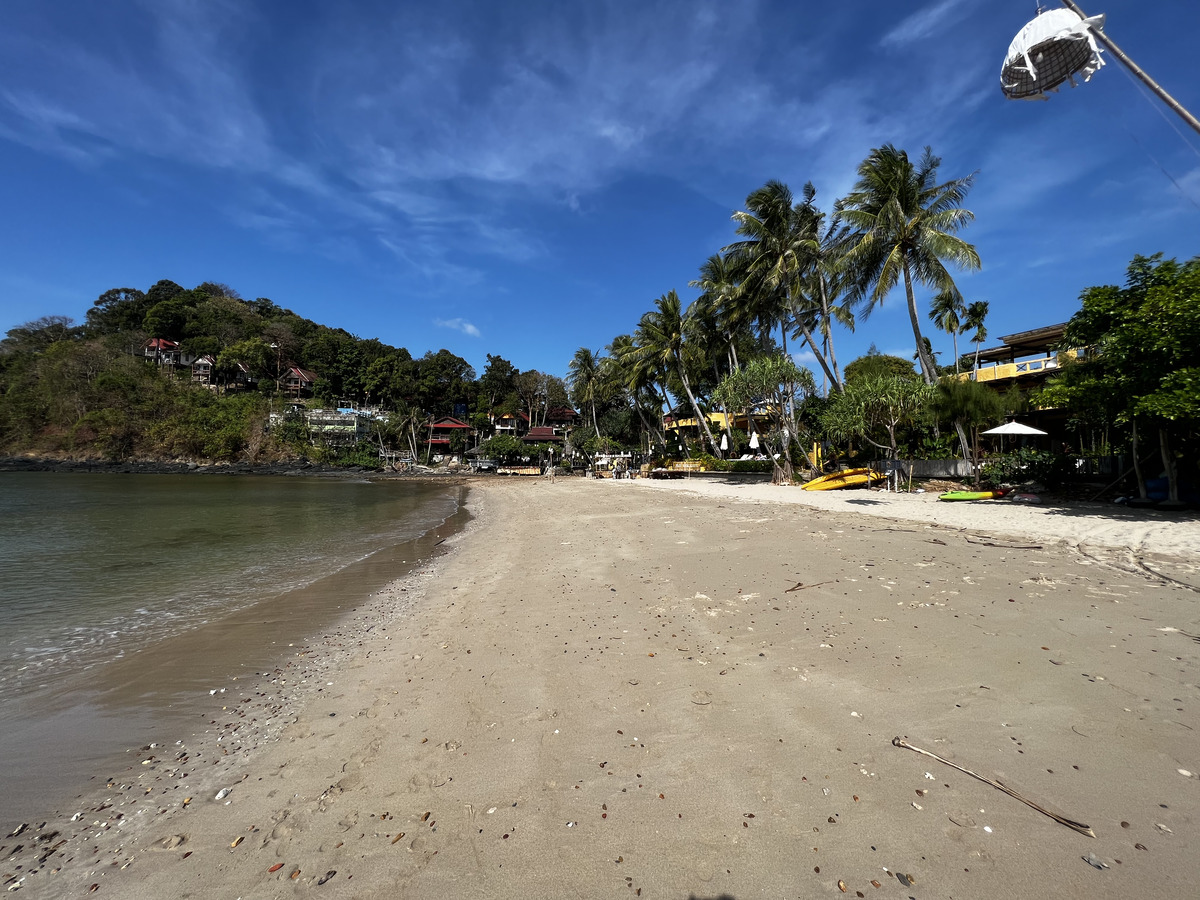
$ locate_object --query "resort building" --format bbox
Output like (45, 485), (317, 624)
(963, 322), (1083, 388)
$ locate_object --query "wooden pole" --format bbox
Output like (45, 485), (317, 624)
(1060, 0), (1200, 138)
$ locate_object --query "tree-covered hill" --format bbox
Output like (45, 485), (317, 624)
(0, 279), (565, 464)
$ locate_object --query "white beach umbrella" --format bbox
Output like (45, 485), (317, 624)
(983, 421), (1048, 464)
(749, 431), (759, 450)
(720, 433), (728, 451)
(982, 421), (1048, 436)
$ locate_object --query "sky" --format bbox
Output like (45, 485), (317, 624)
(1, 0), (1198, 381)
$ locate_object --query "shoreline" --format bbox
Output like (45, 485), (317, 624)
(0, 482), (473, 845)
(6, 478), (1198, 898)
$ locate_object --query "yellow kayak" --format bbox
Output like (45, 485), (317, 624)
(801, 467), (884, 491)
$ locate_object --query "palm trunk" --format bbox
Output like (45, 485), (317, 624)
(952, 330), (960, 374)
(954, 421), (971, 465)
(676, 353), (719, 456)
(818, 277), (844, 392)
(903, 258), (938, 383)
(795, 318), (841, 392)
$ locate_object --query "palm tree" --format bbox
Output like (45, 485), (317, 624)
(963, 300), (990, 371)
(791, 183), (856, 393)
(635, 291), (720, 456)
(604, 333), (665, 451)
(725, 180), (802, 356)
(567, 347), (605, 436)
(839, 145), (981, 384)
(928, 289), (967, 373)
(689, 252), (749, 372)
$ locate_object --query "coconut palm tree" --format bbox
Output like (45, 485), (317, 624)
(567, 346), (606, 436)
(725, 180), (802, 356)
(839, 145), (980, 384)
(963, 300), (990, 371)
(688, 252), (747, 372)
(791, 183), (856, 393)
(635, 291), (720, 456)
(928, 289), (967, 373)
(604, 333), (666, 451)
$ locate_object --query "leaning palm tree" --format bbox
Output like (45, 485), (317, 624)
(605, 333), (666, 450)
(567, 346), (606, 436)
(634, 291), (720, 456)
(928, 289), (967, 373)
(963, 300), (990, 371)
(839, 145), (981, 384)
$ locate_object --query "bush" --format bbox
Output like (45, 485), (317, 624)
(981, 448), (1071, 488)
(691, 452), (773, 474)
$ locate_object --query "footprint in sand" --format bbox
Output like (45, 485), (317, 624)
(691, 690), (713, 706)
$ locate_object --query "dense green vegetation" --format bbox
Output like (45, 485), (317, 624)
(2, 145), (1196, 497)
(0, 280), (565, 465)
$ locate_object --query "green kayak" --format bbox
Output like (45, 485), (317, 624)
(938, 489), (1008, 501)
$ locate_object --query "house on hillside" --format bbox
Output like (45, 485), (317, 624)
(544, 406), (580, 431)
(279, 365), (319, 398)
(192, 354), (216, 385)
(143, 338), (189, 367)
(491, 411), (529, 438)
(426, 416), (473, 456)
(521, 426), (563, 445)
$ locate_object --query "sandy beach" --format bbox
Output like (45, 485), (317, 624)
(7, 478), (1199, 898)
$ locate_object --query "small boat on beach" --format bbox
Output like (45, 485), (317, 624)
(801, 467), (884, 491)
(938, 489), (1009, 501)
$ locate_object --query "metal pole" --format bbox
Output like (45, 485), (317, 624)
(1061, 0), (1200, 138)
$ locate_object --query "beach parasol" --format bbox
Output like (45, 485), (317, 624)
(983, 421), (1048, 465)
(749, 431), (759, 450)
(982, 421), (1048, 436)
(720, 433), (728, 452)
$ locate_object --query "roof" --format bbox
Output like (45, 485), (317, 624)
(975, 322), (1069, 364)
(522, 426), (563, 442)
(429, 416), (471, 429)
(145, 338), (179, 350)
(545, 406), (579, 421)
(283, 366), (319, 382)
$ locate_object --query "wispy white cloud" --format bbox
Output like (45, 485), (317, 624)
(879, 0), (970, 49)
(435, 317), (482, 338)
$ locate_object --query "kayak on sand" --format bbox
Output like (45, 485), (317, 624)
(938, 489), (1009, 501)
(801, 468), (885, 491)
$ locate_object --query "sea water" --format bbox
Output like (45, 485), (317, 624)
(0, 472), (464, 822)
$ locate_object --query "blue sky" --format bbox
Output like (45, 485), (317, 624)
(2, 0), (1198, 380)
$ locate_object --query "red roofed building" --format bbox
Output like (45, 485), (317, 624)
(521, 425), (563, 444)
(143, 338), (182, 367)
(426, 416), (473, 451)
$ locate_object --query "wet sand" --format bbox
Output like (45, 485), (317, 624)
(6, 478), (1199, 898)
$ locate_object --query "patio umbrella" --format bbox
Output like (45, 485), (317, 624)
(983, 421), (1048, 464)
(749, 431), (759, 450)
(720, 433), (728, 451)
(982, 422), (1048, 436)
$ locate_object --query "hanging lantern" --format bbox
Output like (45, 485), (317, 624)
(1001, 7), (1106, 100)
